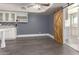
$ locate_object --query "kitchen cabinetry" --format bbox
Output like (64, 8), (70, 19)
(0, 11), (16, 22)
(5, 13), (9, 21)
(10, 13), (16, 22)
(16, 12), (28, 22)
(0, 13), (3, 22)
(0, 11), (28, 22)
(5, 28), (16, 40)
(0, 27), (16, 40)
(0, 27), (16, 48)
(5, 12), (16, 22)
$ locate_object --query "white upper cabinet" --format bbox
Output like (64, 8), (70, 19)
(0, 11), (28, 22)
(0, 11), (16, 22)
(0, 13), (3, 22)
(16, 12), (28, 22)
(9, 12), (16, 22)
(4, 12), (16, 22)
(5, 13), (9, 22)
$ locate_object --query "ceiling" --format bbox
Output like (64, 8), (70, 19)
(0, 3), (67, 14)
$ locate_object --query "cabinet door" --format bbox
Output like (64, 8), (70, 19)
(4, 12), (16, 22)
(5, 28), (16, 40)
(0, 13), (3, 22)
(10, 13), (16, 22)
(10, 28), (16, 39)
(5, 13), (9, 22)
(5, 30), (10, 39)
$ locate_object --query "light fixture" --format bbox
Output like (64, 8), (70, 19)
(32, 4), (41, 10)
(21, 6), (26, 10)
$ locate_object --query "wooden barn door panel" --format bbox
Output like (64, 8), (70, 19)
(54, 10), (63, 44)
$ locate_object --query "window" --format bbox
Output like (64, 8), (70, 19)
(69, 13), (78, 27)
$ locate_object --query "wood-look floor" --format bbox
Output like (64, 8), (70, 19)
(0, 36), (79, 55)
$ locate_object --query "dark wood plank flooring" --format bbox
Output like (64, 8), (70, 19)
(0, 36), (79, 55)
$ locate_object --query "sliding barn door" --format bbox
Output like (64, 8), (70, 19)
(54, 10), (63, 44)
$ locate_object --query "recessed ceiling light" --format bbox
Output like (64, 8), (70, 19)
(21, 6), (26, 10)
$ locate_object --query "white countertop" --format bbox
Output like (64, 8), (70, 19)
(0, 25), (16, 31)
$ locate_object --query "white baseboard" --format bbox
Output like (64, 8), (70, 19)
(47, 34), (54, 39)
(17, 33), (54, 39)
(17, 33), (48, 37)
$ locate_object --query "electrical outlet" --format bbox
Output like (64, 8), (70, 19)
(38, 32), (41, 34)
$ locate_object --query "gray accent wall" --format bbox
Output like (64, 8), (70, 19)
(17, 13), (54, 35)
(49, 15), (54, 35)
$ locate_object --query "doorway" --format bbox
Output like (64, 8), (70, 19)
(54, 9), (63, 44)
(64, 4), (79, 51)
